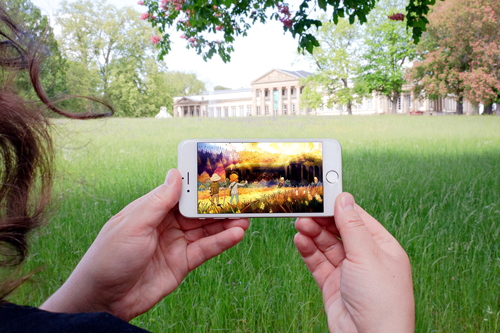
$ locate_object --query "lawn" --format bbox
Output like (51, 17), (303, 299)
(9, 115), (500, 332)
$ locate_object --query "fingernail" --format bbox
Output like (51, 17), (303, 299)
(165, 169), (175, 185)
(341, 194), (355, 211)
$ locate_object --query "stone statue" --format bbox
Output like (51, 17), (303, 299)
(155, 106), (172, 119)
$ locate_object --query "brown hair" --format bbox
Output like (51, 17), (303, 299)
(0, 6), (113, 300)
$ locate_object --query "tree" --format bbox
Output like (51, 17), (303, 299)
(407, 0), (500, 115)
(355, 0), (417, 113)
(1, 0), (67, 103)
(140, 0), (440, 63)
(56, 0), (205, 117)
(299, 17), (361, 115)
(214, 85), (230, 91)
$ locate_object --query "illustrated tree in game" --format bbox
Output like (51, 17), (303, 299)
(139, 0), (440, 62)
(406, 0), (500, 114)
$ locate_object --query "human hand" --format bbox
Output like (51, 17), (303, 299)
(294, 193), (414, 332)
(41, 169), (249, 321)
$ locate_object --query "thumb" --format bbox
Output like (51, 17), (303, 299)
(125, 169), (183, 230)
(334, 193), (377, 259)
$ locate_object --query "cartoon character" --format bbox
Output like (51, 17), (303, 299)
(277, 177), (286, 188)
(228, 173), (248, 205)
(311, 176), (322, 187)
(209, 173), (223, 206)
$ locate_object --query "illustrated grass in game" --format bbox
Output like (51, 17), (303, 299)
(197, 142), (323, 214)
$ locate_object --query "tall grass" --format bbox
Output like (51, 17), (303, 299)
(9, 115), (500, 332)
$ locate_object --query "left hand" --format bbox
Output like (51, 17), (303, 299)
(41, 169), (249, 321)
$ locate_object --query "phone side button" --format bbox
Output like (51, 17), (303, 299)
(199, 218), (205, 220)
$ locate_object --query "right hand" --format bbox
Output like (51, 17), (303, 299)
(294, 193), (414, 332)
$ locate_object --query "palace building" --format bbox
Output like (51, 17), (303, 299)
(172, 69), (478, 117)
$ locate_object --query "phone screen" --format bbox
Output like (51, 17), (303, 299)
(197, 142), (324, 214)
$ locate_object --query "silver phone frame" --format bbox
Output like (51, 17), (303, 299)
(178, 139), (342, 218)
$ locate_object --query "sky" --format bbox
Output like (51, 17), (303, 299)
(31, 0), (315, 90)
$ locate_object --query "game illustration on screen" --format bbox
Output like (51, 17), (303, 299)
(197, 142), (323, 214)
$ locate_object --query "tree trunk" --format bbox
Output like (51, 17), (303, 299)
(483, 104), (493, 115)
(456, 96), (464, 115)
(347, 100), (352, 115)
(391, 92), (399, 114)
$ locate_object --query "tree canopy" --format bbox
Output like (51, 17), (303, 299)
(407, 0), (500, 114)
(56, 0), (205, 116)
(141, 0), (441, 63)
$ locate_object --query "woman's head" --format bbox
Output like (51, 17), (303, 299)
(229, 173), (239, 182)
(0, 5), (113, 300)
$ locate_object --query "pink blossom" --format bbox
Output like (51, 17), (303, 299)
(216, 25), (223, 31)
(190, 43), (196, 47)
(175, 5), (181, 10)
(213, 5), (217, 10)
(137, 1), (144, 5)
(139, 12), (149, 20)
(188, 37), (196, 42)
(180, 34), (186, 39)
(215, 13), (221, 17)
(216, 40), (220, 44)
(151, 35), (161, 44)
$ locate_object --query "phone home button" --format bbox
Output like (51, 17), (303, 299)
(326, 171), (339, 184)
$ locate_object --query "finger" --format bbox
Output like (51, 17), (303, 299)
(294, 233), (335, 289)
(183, 219), (250, 243)
(123, 169), (182, 231)
(175, 210), (249, 231)
(334, 192), (377, 259)
(186, 227), (245, 271)
(356, 205), (406, 257)
(301, 216), (341, 238)
(295, 218), (345, 267)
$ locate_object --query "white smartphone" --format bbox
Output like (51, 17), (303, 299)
(178, 139), (342, 218)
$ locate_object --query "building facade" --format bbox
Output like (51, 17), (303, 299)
(173, 69), (478, 117)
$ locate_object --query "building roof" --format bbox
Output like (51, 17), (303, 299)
(277, 69), (313, 78)
(200, 88), (252, 95)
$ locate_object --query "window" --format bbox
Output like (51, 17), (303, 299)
(257, 106), (261, 115)
(247, 106), (252, 116)
(209, 107), (214, 117)
(398, 97), (401, 110)
(190, 106), (195, 116)
(283, 104), (287, 115)
(300, 87), (303, 94)
(232, 107), (236, 117)
(196, 106), (200, 117)
(265, 105), (269, 115)
(224, 107), (229, 117)
(216, 107), (221, 117)
(408, 96), (412, 108)
(274, 107), (278, 116)
(367, 98), (373, 109)
(239, 106), (244, 117)
(282, 89), (285, 96)
(183, 106), (188, 116)
(256, 90), (260, 97)
(291, 88), (294, 95)
(389, 100), (392, 109)
(307, 108), (312, 114)
(292, 104), (295, 114)
(265, 90), (268, 97)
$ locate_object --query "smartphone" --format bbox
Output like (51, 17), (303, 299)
(178, 139), (342, 218)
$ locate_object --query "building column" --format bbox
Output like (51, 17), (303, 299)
(287, 86), (292, 116)
(297, 86), (302, 115)
(260, 88), (265, 116)
(252, 89), (257, 116)
(424, 96), (430, 112)
(278, 87), (283, 116)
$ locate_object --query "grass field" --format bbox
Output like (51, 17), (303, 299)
(8, 115), (500, 332)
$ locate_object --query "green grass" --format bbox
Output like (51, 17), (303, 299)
(8, 115), (500, 332)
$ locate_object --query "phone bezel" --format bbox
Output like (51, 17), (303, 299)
(178, 139), (342, 218)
